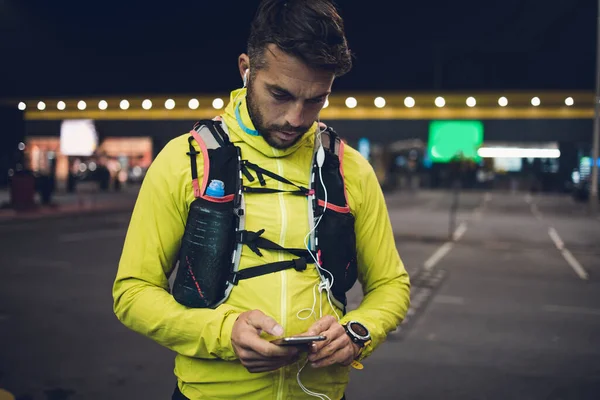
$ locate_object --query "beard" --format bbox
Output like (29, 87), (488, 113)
(246, 77), (310, 149)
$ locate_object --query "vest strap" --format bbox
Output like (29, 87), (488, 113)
(242, 160), (310, 194)
(243, 187), (309, 195)
(241, 162), (255, 182)
(187, 136), (199, 181)
(237, 229), (313, 259)
(212, 121), (231, 145)
(229, 258), (308, 285)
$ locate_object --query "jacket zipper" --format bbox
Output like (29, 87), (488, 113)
(275, 155), (287, 400)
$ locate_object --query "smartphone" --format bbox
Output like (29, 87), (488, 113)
(271, 335), (327, 346)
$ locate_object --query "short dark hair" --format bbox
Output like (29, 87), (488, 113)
(247, 0), (352, 77)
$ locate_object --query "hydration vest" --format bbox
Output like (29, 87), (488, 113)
(172, 119), (358, 312)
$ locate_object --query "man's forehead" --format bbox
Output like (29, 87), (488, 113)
(261, 45), (330, 73)
(258, 45), (334, 88)
(261, 45), (305, 71)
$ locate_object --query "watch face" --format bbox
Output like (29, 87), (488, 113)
(350, 322), (368, 337)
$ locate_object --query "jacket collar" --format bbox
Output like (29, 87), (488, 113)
(222, 88), (316, 158)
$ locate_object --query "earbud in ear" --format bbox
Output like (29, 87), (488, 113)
(243, 69), (250, 87)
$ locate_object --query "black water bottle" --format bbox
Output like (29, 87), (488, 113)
(173, 180), (236, 308)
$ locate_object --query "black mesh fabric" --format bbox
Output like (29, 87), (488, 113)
(172, 197), (236, 308)
(313, 144), (358, 308)
(172, 143), (239, 309)
(317, 211), (358, 307)
(317, 152), (346, 207)
(205, 147), (238, 197)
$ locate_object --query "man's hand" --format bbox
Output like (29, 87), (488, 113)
(306, 315), (360, 368)
(231, 310), (299, 373)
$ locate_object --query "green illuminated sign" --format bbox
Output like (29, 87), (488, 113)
(427, 121), (484, 163)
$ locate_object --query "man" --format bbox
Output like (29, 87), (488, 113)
(113, 1), (410, 399)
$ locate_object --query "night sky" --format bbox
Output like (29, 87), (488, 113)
(0, 0), (596, 98)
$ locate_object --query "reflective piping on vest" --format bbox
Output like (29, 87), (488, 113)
(309, 143), (346, 312)
(188, 120), (244, 309)
(235, 101), (260, 136)
(186, 121), (351, 311)
(225, 119), (246, 282)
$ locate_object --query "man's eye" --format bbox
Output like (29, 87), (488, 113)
(308, 97), (326, 104)
(272, 92), (291, 101)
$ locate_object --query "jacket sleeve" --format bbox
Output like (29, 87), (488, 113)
(112, 138), (241, 360)
(339, 157), (411, 360)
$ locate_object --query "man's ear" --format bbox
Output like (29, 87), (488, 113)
(238, 54), (250, 86)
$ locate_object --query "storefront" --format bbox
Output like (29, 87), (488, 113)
(25, 133), (152, 192)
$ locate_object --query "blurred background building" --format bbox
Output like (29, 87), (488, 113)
(0, 91), (595, 201)
(0, 0), (597, 207)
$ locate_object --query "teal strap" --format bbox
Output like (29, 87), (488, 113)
(235, 101), (259, 136)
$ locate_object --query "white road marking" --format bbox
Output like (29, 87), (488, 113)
(433, 295), (465, 305)
(543, 305), (600, 316)
(530, 204), (543, 220)
(59, 228), (125, 242)
(561, 249), (589, 280)
(548, 227), (564, 250)
(452, 222), (468, 241)
(424, 242), (454, 271)
(526, 195), (543, 220)
(423, 213), (471, 271)
(547, 227), (589, 280)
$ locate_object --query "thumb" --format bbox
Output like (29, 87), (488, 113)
(247, 310), (284, 337)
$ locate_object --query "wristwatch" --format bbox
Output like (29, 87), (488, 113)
(343, 321), (372, 348)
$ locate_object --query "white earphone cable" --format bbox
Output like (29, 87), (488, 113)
(296, 121), (339, 400)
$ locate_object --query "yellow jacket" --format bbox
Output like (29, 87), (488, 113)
(113, 88), (410, 399)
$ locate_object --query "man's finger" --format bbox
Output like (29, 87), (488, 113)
(309, 332), (332, 354)
(246, 310), (284, 337)
(238, 344), (299, 360)
(310, 324), (345, 354)
(310, 337), (356, 369)
(309, 333), (348, 364)
(307, 315), (337, 336)
(310, 346), (351, 369)
(241, 335), (298, 358)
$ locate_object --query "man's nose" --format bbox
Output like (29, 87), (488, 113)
(286, 103), (305, 128)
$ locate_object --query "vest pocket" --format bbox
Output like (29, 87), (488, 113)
(317, 210), (358, 307)
(173, 198), (237, 308)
